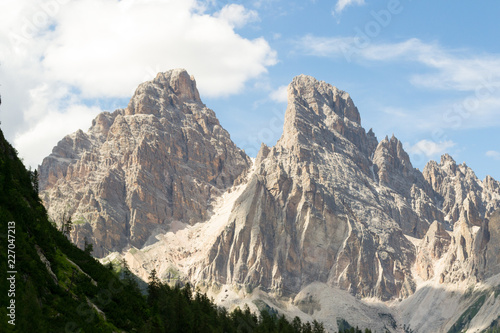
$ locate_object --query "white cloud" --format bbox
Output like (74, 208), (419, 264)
(269, 85), (288, 103)
(406, 139), (456, 158)
(486, 150), (500, 160)
(296, 36), (500, 131)
(0, 0), (277, 167)
(14, 105), (103, 168)
(215, 4), (259, 28)
(42, 0), (276, 98)
(333, 0), (365, 16)
(296, 36), (500, 93)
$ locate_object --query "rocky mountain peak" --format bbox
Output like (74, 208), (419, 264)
(38, 71), (500, 331)
(372, 134), (413, 185)
(379, 135), (411, 164)
(287, 74), (361, 124)
(126, 68), (202, 116)
(484, 175), (500, 192)
(39, 69), (250, 257)
(440, 153), (455, 164)
(279, 74), (375, 167)
(438, 153), (458, 174)
(423, 153), (500, 226)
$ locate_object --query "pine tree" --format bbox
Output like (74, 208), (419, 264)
(84, 237), (93, 255)
(60, 211), (73, 237)
(312, 319), (325, 333)
(29, 168), (39, 194)
(147, 268), (161, 306)
(292, 316), (303, 332)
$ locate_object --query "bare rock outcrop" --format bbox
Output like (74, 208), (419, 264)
(372, 135), (443, 238)
(197, 75), (417, 300)
(423, 154), (500, 226)
(408, 154), (500, 287)
(40, 70), (500, 312)
(415, 221), (452, 280)
(39, 69), (251, 257)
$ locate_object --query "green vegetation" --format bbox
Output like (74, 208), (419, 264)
(462, 284), (476, 300)
(144, 267), (327, 332)
(448, 293), (487, 333)
(336, 318), (373, 333)
(73, 217), (87, 225)
(494, 285), (500, 298)
(0, 127), (147, 332)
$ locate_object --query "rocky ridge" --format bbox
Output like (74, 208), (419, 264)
(195, 75), (422, 301)
(40, 70), (500, 332)
(39, 69), (251, 257)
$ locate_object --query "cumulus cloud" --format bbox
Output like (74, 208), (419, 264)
(332, 0), (365, 16)
(215, 4), (259, 28)
(486, 150), (500, 160)
(296, 36), (500, 131)
(406, 139), (456, 158)
(0, 0), (277, 168)
(42, 0), (276, 98)
(14, 105), (103, 168)
(296, 36), (500, 93)
(269, 85), (288, 103)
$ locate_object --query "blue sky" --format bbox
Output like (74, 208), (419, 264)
(1, 0), (499, 180)
(205, 0), (500, 180)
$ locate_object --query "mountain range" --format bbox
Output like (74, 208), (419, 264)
(38, 69), (500, 332)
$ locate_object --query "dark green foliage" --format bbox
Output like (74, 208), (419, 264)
(83, 237), (93, 256)
(143, 273), (328, 333)
(335, 318), (373, 333)
(60, 212), (73, 237)
(484, 328), (500, 333)
(337, 318), (353, 331)
(0, 127), (148, 332)
(29, 168), (39, 194)
(448, 294), (487, 333)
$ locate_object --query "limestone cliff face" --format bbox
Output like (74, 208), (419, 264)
(415, 216), (492, 285)
(372, 136), (443, 238)
(40, 71), (500, 311)
(39, 69), (251, 257)
(414, 155), (500, 284)
(198, 75), (420, 300)
(423, 154), (500, 226)
(194, 75), (500, 302)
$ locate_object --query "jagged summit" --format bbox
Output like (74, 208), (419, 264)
(39, 69), (250, 257)
(278, 75), (378, 176)
(288, 74), (361, 124)
(280, 75), (364, 150)
(126, 68), (202, 116)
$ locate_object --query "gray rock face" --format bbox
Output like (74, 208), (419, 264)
(485, 210), (500, 278)
(40, 70), (500, 313)
(200, 75), (421, 300)
(196, 75), (500, 302)
(372, 135), (443, 238)
(416, 221), (452, 280)
(414, 155), (500, 284)
(39, 69), (251, 257)
(423, 154), (500, 226)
